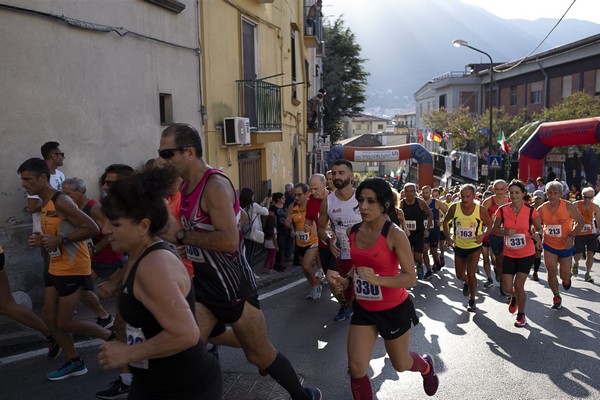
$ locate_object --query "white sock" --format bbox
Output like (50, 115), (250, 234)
(120, 373), (133, 386)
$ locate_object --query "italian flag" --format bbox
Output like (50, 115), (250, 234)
(497, 127), (511, 153)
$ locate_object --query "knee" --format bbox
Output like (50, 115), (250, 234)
(348, 360), (368, 378)
(390, 358), (412, 373)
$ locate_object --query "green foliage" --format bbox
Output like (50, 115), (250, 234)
(322, 17), (369, 143)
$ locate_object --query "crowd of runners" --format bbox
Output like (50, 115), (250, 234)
(1, 123), (598, 399)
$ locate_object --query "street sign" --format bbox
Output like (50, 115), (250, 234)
(489, 155), (502, 170)
(481, 147), (496, 162)
(481, 164), (489, 176)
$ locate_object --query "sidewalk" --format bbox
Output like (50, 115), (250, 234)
(0, 250), (305, 359)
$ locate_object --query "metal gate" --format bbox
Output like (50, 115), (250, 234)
(238, 150), (264, 198)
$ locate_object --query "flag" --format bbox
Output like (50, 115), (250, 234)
(426, 128), (433, 142)
(418, 129), (423, 144)
(479, 127), (491, 135)
(442, 131), (450, 142)
(497, 126), (511, 153)
(433, 131), (442, 142)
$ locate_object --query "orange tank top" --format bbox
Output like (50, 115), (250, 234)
(541, 199), (572, 249)
(576, 202), (595, 236)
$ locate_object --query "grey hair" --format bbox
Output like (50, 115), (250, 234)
(582, 187), (595, 197)
(545, 181), (564, 193)
(309, 174), (326, 185)
(63, 177), (87, 194)
(460, 183), (477, 195)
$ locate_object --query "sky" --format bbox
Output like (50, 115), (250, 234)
(324, 0), (600, 25)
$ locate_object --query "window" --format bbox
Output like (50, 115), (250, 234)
(159, 93), (173, 125)
(439, 94), (446, 109)
(242, 18), (258, 123)
(562, 75), (572, 97)
(377, 124), (384, 130)
(530, 81), (543, 105)
(510, 86), (517, 106)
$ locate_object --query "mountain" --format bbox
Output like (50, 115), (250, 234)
(325, 0), (600, 115)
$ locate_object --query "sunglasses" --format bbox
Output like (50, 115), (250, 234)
(158, 147), (187, 159)
(54, 152), (65, 157)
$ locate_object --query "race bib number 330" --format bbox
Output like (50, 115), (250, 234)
(353, 271), (383, 301)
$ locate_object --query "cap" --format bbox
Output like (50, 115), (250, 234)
(533, 190), (545, 199)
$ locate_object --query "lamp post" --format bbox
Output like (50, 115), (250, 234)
(453, 39), (494, 185)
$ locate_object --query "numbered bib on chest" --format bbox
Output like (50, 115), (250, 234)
(48, 246), (62, 258)
(582, 224), (592, 233)
(185, 245), (205, 263)
(405, 220), (417, 231)
(297, 231), (309, 243)
(505, 233), (526, 249)
(456, 226), (474, 239)
(126, 324), (149, 369)
(545, 225), (562, 238)
(353, 271), (383, 301)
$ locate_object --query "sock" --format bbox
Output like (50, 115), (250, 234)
(120, 372), (133, 386)
(409, 352), (430, 375)
(100, 313), (110, 319)
(265, 353), (306, 400)
(554, 292), (561, 298)
(70, 356), (83, 366)
(533, 257), (541, 272)
(516, 312), (524, 319)
(350, 375), (373, 400)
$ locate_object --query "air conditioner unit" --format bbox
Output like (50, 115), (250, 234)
(223, 117), (251, 146)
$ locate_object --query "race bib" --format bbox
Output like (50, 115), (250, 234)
(456, 226), (475, 239)
(339, 234), (351, 259)
(545, 225), (562, 238)
(48, 246), (61, 258)
(126, 324), (149, 369)
(353, 271), (383, 301)
(185, 245), (205, 263)
(506, 233), (526, 249)
(405, 220), (417, 231)
(582, 224), (592, 233)
(297, 231), (309, 243)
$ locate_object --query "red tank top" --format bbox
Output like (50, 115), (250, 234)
(349, 221), (408, 311)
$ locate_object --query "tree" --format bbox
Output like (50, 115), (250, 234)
(322, 17), (369, 143)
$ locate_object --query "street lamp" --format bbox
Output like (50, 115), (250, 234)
(453, 39), (494, 185)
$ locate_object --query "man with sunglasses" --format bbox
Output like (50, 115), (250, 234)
(159, 123), (322, 400)
(572, 187), (600, 283)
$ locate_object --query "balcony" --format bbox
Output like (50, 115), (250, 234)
(304, 3), (322, 48)
(236, 78), (282, 143)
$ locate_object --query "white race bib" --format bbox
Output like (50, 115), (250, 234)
(582, 224), (592, 233)
(185, 245), (205, 263)
(296, 231), (309, 243)
(505, 233), (526, 249)
(545, 225), (562, 238)
(339, 234), (351, 259)
(405, 220), (417, 231)
(48, 246), (61, 258)
(353, 271), (383, 301)
(456, 226), (475, 239)
(126, 324), (149, 369)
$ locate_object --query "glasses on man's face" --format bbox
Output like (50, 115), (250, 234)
(158, 147), (186, 159)
(54, 152), (65, 158)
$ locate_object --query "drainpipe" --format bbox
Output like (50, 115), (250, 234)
(536, 60), (549, 109)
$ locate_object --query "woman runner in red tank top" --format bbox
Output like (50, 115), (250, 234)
(333, 178), (438, 399)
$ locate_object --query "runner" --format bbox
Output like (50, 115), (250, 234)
(443, 184), (491, 312)
(98, 168), (222, 399)
(492, 180), (543, 327)
(421, 186), (448, 277)
(538, 181), (584, 310)
(482, 180), (510, 295)
(438, 192), (454, 268)
(531, 190), (546, 281)
(317, 160), (362, 321)
(158, 123), (321, 400)
(19, 158), (113, 381)
(572, 187), (600, 283)
(400, 183), (433, 280)
(332, 178), (438, 399)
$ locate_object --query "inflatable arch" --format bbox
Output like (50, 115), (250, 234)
(518, 117), (600, 182)
(325, 144), (433, 187)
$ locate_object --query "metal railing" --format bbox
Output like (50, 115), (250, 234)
(304, 4), (322, 42)
(236, 79), (282, 131)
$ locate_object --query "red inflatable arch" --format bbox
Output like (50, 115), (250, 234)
(518, 117), (600, 182)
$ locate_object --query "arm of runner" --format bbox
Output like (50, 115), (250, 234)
(567, 201), (585, 237)
(531, 214), (543, 250)
(90, 203), (111, 252)
(442, 203), (456, 247)
(477, 205), (492, 243)
(42, 194), (99, 250)
(420, 198), (433, 230)
(317, 196), (330, 243)
(437, 199), (449, 215)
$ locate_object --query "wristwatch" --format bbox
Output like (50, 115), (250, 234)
(61, 234), (69, 245)
(176, 230), (186, 246)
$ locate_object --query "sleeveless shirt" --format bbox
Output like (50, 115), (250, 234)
(576, 201), (595, 236)
(452, 202), (483, 249)
(327, 191), (362, 259)
(541, 199), (573, 249)
(401, 199), (426, 234)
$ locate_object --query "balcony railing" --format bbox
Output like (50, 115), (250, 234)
(236, 78), (282, 131)
(304, 3), (322, 48)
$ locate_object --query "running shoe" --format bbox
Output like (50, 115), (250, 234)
(462, 283), (469, 297)
(311, 284), (322, 300)
(467, 299), (476, 312)
(562, 280), (571, 291)
(333, 306), (353, 322)
(97, 314), (115, 330)
(532, 272), (539, 282)
(514, 313), (526, 327)
(96, 377), (131, 399)
(421, 353), (439, 396)
(47, 359), (87, 381)
(424, 269), (433, 280)
(552, 295), (562, 310)
(417, 266), (425, 280)
(508, 296), (517, 314)
(304, 387), (322, 400)
(571, 263), (579, 277)
(483, 278), (494, 288)
(584, 273), (595, 283)
(46, 336), (61, 361)
(315, 268), (325, 282)
(433, 258), (441, 271)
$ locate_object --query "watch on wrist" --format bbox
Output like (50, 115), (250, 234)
(61, 234), (68, 245)
(176, 230), (186, 245)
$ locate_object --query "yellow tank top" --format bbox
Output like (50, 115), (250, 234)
(452, 202), (483, 249)
(41, 193), (91, 276)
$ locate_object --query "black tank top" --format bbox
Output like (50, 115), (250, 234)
(118, 241), (221, 399)
(401, 199), (426, 234)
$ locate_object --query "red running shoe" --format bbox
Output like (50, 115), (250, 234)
(508, 296), (517, 314)
(422, 353), (439, 396)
